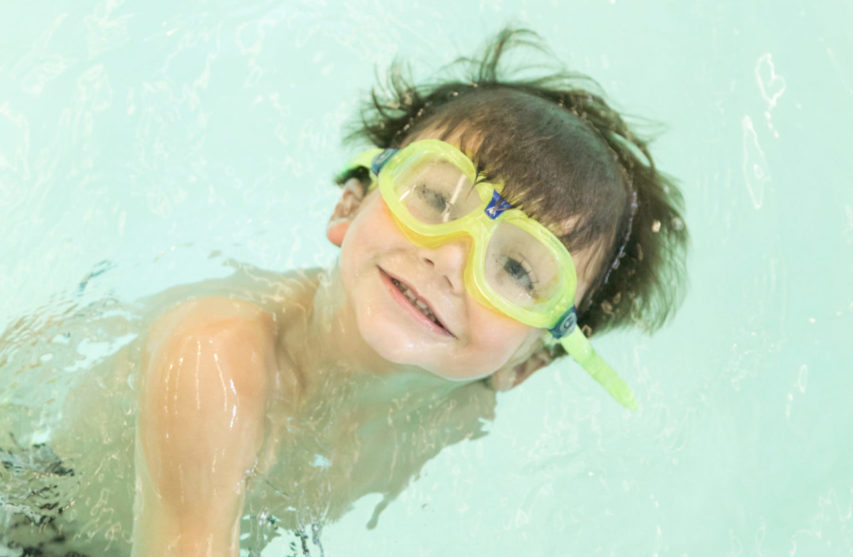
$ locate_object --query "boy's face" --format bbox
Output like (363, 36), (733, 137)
(340, 184), (542, 380)
(338, 183), (543, 381)
(335, 133), (593, 383)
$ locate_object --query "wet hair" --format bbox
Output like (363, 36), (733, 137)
(340, 28), (688, 345)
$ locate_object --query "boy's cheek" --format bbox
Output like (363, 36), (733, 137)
(464, 303), (539, 365)
(339, 199), (401, 262)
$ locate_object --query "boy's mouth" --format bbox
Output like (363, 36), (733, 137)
(379, 268), (454, 337)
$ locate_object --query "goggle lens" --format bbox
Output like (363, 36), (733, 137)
(484, 223), (564, 309)
(391, 157), (483, 224)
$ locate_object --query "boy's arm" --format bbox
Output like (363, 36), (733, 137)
(132, 297), (277, 557)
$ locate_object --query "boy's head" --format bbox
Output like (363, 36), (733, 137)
(328, 28), (688, 396)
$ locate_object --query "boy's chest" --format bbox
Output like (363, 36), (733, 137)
(248, 378), (495, 526)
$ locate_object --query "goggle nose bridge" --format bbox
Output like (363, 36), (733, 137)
(389, 209), (482, 254)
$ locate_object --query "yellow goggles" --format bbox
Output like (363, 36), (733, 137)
(338, 139), (636, 409)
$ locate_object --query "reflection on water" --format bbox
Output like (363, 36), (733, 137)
(0, 290), (138, 554)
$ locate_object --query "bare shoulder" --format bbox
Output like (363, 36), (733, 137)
(142, 296), (279, 398)
(147, 296), (274, 339)
(146, 296), (275, 353)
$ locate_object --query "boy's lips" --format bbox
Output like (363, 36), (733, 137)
(378, 267), (456, 337)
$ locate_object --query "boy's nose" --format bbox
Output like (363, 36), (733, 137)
(420, 236), (471, 295)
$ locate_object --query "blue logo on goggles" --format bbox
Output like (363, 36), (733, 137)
(484, 190), (513, 219)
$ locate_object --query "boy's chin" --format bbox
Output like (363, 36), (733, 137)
(363, 335), (443, 373)
(360, 331), (475, 380)
(355, 314), (504, 382)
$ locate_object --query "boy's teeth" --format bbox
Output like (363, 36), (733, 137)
(391, 277), (443, 326)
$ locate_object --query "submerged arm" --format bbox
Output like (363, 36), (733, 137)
(133, 297), (277, 557)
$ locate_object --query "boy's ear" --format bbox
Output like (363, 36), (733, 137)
(487, 345), (555, 392)
(327, 178), (367, 247)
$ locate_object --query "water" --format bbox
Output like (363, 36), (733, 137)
(2, 0), (852, 555)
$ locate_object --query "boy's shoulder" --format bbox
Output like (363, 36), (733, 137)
(145, 296), (274, 353)
(140, 267), (325, 400)
(141, 266), (324, 345)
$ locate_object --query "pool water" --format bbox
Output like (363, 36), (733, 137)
(2, 0), (852, 555)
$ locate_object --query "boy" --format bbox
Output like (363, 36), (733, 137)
(132, 29), (687, 556)
(4, 28), (688, 556)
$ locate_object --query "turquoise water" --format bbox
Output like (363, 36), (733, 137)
(2, 0), (852, 555)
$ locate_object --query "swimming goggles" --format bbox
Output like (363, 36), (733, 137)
(337, 139), (636, 409)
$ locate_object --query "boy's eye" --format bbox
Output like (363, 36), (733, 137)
(405, 182), (457, 223)
(502, 257), (537, 293)
(416, 183), (449, 212)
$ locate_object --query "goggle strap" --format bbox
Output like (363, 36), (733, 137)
(549, 307), (578, 339)
(334, 148), (385, 186)
(560, 328), (638, 410)
(370, 148), (398, 176)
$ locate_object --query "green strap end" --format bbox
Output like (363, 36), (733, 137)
(561, 329), (638, 410)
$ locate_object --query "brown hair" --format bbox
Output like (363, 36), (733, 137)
(340, 28), (688, 344)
